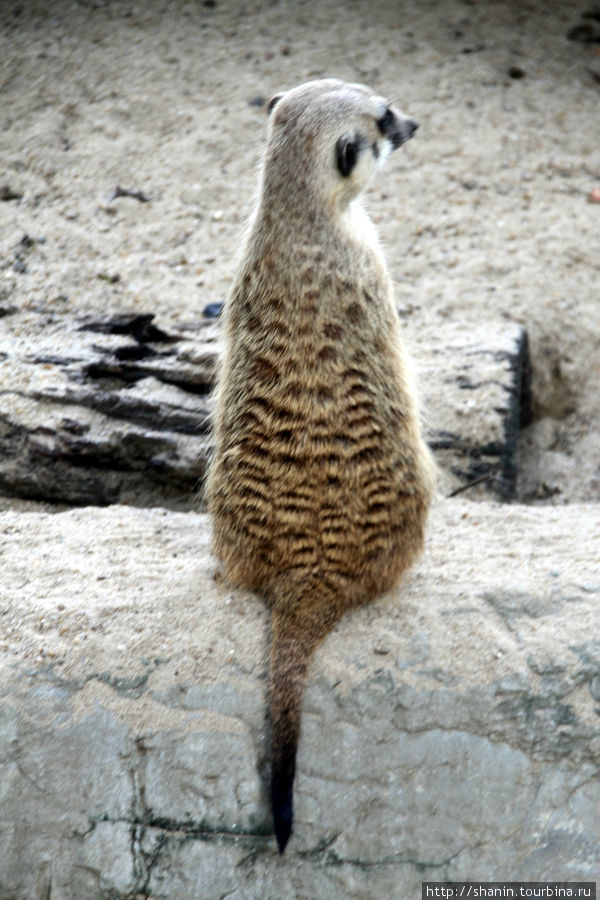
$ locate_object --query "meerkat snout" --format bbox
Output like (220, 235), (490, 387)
(377, 107), (419, 149)
(335, 106), (418, 188)
(398, 117), (419, 144)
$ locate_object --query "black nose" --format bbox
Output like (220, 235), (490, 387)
(405, 118), (419, 139)
(389, 117), (419, 150)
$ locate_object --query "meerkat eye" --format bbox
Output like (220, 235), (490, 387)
(376, 107), (395, 136)
(336, 132), (361, 177)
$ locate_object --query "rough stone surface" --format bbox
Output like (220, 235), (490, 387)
(0, 310), (529, 507)
(1, 500), (598, 898)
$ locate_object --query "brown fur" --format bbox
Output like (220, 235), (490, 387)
(205, 78), (435, 852)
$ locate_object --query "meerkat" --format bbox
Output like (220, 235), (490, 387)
(205, 78), (435, 853)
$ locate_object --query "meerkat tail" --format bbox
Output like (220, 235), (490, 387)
(269, 603), (339, 853)
(269, 609), (311, 853)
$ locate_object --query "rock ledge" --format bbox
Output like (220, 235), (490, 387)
(1, 500), (599, 898)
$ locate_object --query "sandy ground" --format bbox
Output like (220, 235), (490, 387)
(1, 0), (599, 507)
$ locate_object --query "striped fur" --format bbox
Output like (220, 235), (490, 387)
(205, 79), (434, 852)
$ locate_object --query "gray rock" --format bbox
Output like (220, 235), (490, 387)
(0, 500), (598, 898)
(0, 310), (529, 507)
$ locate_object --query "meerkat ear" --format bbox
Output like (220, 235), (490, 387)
(268, 93), (284, 115)
(336, 131), (361, 177)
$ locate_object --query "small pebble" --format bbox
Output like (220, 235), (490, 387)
(203, 302), (223, 318)
(0, 185), (23, 201)
(567, 22), (600, 42)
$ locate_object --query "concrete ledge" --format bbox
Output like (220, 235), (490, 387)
(1, 500), (599, 898)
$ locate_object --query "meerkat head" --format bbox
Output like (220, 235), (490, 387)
(264, 79), (418, 211)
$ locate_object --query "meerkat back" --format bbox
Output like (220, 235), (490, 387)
(206, 79), (434, 852)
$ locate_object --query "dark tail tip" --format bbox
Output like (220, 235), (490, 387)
(272, 765), (294, 853)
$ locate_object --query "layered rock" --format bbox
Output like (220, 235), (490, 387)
(1, 500), (598, 898)
(0, 310), (530, 507)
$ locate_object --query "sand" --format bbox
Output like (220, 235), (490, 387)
(1, 0), (599, 506)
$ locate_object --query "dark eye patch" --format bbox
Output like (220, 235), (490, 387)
(336, 132), (361, 177)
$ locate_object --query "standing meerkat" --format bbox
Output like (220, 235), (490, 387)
(206, 78), (435, 853)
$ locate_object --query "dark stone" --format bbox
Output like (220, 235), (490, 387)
(203, 302), (224, 318)
(0, 185), (23, 201)
(80, 313), (177, 343)
(0, 311), (530, 506)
